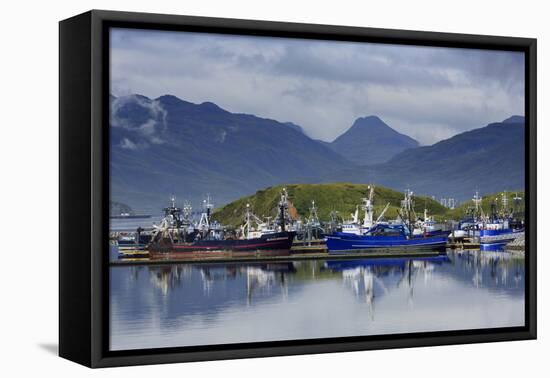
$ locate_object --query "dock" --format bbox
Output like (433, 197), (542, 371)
(112, 235), (489, 266)
(446, 239), (480, 249)
(506, 234), (525, 251)
(290, 240), (327, 253)
(110, 249), (445, 266)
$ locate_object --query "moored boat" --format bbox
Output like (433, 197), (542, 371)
(149, 231), (296, 258)
(479, 192), (524, 245)
(148, 190), (296, 258)
(326, 189), (447, 254)
(117, 227), (153, 251)
(326, 223), (448, 254)
(479, 225), (524, 245)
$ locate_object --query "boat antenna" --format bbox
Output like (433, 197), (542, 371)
(205, 194), (213, 219)
(362, 185), (375, 229)
(308, 200), (320, 226)
(170, 195), (176, 208)
(198, 194), (214, 234)
(245, 203), (251, 239)
(279, 188), (288, 232)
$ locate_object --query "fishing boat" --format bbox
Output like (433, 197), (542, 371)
(480, 223), (523, 245)
(326, 189), (447, 254)
(479, 192), (524, 245)
(148, 190), (296, 258)
(294, 200), (325, 242)
(327, 224), (448, 254)
(115, 227), (154, 258)
(117, 229), (152, 250)
(340, 185), (391, 236)
(413, 207), (448, 238)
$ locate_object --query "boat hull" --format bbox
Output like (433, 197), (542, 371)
(326, 233), (448, 254)
(149, 231), (296, 259)
(479, 229), (524, 245)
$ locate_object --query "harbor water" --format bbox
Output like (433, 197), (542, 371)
(110, 216), (163, 232)
(109, 248), (525, 351)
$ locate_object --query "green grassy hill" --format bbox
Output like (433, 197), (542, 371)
(448, 190), (525, 219)
(212, 183), (450, 227)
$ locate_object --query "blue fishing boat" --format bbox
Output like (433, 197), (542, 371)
(326, 188), (448, 254)
(326, 223), (448, 254)
(479, 225), (523, 245)
(479, 243), (507, 252)
(479, 192), (524, 245)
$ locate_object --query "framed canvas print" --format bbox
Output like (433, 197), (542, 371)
(59, 10), (536, 368)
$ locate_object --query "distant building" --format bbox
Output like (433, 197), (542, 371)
(439, 197), (456, 210)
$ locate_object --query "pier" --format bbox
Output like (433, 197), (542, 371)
(111, 248), (445, 266)
(506, 234), (525, 251)
(113, 236), (507, 266)
(446, 238), (480, 249)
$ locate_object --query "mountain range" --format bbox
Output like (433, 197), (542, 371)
(110, 93), (525, 212)
(110, 94), (352, 212)
(318, 116), (525, 200)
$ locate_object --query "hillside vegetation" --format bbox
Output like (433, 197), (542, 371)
(447, 190), (525, 219)
(109, 201), (133, 216)
(212, 183), (450, 227)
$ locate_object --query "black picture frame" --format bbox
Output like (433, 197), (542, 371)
(59, 9), (537, 368)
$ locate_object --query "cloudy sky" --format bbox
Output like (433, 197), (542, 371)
(110, 28), (524, 145)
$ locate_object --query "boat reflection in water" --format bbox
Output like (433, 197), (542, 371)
(325, 256), (450, 318)
(110, 249), (524, 351)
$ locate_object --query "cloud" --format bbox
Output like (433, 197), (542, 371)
(110, 28), (524, 145)
(110, 94), (168, 148)
(120, 137), (138, 150)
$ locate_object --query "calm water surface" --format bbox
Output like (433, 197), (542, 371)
(109, 249), (524, 351)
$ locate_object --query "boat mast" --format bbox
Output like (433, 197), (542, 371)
(401, 189), (414, 235)
(472, 191), (483, 222)
(501, 191), (509, 218)
(278, 188), (288, 232)
(245, 203), (252, 239)
(512, 193), (522, 218)
(182, 201), (192, 223)
(198, 194), (213, 233)
(362, 185), (375, 229)
(308, 200), (320, 226)
(162, 195), (183, 228)
(375, 203), (391, 224)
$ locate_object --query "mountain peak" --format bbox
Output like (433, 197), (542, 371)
(283, 122), (305, 134)
(156, 94), (189, 106)
(352, 115), (385, 128)
(330, 115), (419, 164)
(199, 101), (227, 114)
(119, 93), (151, 102)
(502, 115), (525, 124)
